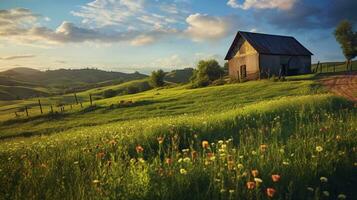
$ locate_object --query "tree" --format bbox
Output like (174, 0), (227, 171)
(190, 59), (224, 87)
(223, 62), (229, 76)
(150, 69), (165, 87)
(334, 20), (357, 71)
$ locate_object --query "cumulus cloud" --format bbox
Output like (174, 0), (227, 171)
(227, 0), (297, 10)
(0, 54), (35, 60)
(71, 0), (185, 31)
(185, 14), (234, 41)
(0, 1), (245, 46)
(0, 8), (177, 46)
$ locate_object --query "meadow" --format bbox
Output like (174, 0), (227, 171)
(0, 74), (356, 199)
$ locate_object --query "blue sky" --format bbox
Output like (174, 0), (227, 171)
(0, 0), (356, 73)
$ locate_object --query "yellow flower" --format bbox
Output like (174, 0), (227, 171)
(316, 146), (323, 152)
(237, 164), (244, 169)
(202, 141), (209, 149)
(180, 168), (187, 175)
(92, 180), (100, 184)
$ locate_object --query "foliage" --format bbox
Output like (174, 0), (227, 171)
(102, 89), (117, 98)
(150, 69), (166, 87)
(0, 95), (355, 199)
(191, 59), (224, 88)
(334, 20), (357, 62)
(224, 62), (229, 75)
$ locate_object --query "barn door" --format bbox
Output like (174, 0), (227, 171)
(240, 65), (247, 79)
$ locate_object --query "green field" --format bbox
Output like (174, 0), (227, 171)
(0, 74), (356, 199)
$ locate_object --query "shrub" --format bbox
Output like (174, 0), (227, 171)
(150, 69), (165, 87)
(103, 89), (117, 98)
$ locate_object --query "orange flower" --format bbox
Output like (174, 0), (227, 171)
(191, 151), (198, 160)
(251, 169), (259, 177)
(96, 152), (105, 159)
(246, 181), (256, 190)
(157, 136), (164, 144)
(266, 188), (276, 198)
(272, 174), (281, 182)
(260, 144), (268, 152)
(108, 140), (117, 145)
(165, 158), (172, 165)
(202, 140), (209, 149)
(207, 152), (214, 158)
(228, 160), (234, 170)
(136, 145), (144, 153)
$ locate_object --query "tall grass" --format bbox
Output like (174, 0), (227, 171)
(0, 94), (356, 199)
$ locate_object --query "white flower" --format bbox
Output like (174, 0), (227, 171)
(322, 191), (329, 197)
(320, 176), (328, 183)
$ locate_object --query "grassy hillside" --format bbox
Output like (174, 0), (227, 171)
(0, 74), (356, 199)
(312, 60), (357, 73)
(164, 68), (194, 83)
(0, 68), (148, 100)
(0, 74), (324, 138)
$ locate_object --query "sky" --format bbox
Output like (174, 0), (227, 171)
(0, 0), (356, 73)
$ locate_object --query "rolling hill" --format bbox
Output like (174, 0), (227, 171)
(0, 67), (148, 100)
(0, 73), (355, 199)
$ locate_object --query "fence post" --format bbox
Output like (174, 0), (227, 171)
(89, 94), (93, 106)
(74, 93), (79, 105)
(334, 64), (336, 72)
(38, 99), (43, 114)
(80, 102), (83, 108)
(25, 106), (29, 117)
(50, 105), (53, 113)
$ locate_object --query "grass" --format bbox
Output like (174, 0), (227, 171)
(0, 74), (356, 199)
(312, 60), (357, 73)
(0, 75), (323, 139)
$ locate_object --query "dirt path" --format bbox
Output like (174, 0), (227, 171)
(320, 72), (357, 102)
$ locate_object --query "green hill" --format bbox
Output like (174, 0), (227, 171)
(0, 74), (356, 199)
(164, 68), (194, 83)
(0, 85), (50, 100)
(0, 67), (148, 100)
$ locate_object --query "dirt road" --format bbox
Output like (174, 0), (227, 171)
(320, 72), (357, 102)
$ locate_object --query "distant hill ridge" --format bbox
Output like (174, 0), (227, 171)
(0, 67), (195, 101)
(0, 67), (147, 86)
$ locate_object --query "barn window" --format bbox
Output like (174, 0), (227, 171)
(240, 65), (247, 79)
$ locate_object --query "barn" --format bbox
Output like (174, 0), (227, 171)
(224, 31), (313, 80)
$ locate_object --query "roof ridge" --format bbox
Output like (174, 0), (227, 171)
(238, 31), (295, 38)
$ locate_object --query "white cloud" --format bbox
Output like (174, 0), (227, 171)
(71, 0), (185, 31)
(185, 14), (233, 41)
(227, 0), (297, 10)
(151, 54), (189, 68)
(130, 35), (155, 46)
(0, 54), (35, 60)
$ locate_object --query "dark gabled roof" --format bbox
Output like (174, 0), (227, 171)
(225, 31), (313, 60)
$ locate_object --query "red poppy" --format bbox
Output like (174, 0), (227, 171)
(267, 188), (276, 198)
(246, 181), (256, 190)
(136, 145), (144, 153)
(272, 174), (281, 182)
